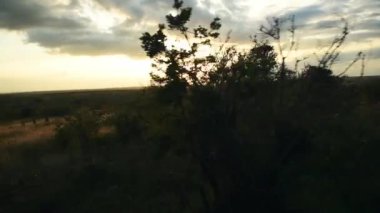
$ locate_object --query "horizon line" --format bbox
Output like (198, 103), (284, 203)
(1, 75), (380, 95)
(0, 86), (148, 95)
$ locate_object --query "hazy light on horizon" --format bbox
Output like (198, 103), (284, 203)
(0, 31), (150, 93)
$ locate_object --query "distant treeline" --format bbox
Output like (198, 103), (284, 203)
(0, 89), (144, 123)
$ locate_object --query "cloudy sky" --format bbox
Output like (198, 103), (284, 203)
(0, 0), (379, 93)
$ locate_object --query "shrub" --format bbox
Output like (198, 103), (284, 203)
(55, 109), (100, 154)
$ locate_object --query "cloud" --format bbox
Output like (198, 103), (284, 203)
(368, 47), (380, 59)
(280, 4), (326, 23)
(0, 0), (146, 57)
(0, 0), (378, 61)
(27, 28), (144, 57)
(0, 0), (86, 30)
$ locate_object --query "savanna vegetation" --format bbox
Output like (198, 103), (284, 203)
(1, 0), (379, 212)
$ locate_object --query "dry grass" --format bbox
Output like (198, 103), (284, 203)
(99, 126), (115, 136)
(0, 118), (65, 146)
(0, 117), (115, 147)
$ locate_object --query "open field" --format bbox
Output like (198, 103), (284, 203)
(0, 119), (58, 146)
(0, 118), (114, 147)
(0, 88), (145, 123)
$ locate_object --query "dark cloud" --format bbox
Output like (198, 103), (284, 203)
(355, 19), (380, 31)
(371, 48), (380, 59)
(0, 0), (144, 57)
(369, 12), (380, 18)
(279, 4), (326, 23)
(27, 27), (144, 57)
(94, 0), (168, 21)
(0, 0), (86, 30)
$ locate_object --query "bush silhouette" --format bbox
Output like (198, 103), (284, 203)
(138, 0), (379, 212)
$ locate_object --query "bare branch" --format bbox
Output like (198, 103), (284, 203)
(337, 52), (363, 76)
(318, 18), (349, 68)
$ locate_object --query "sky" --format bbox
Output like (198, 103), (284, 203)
(0, 0), (379, 93)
